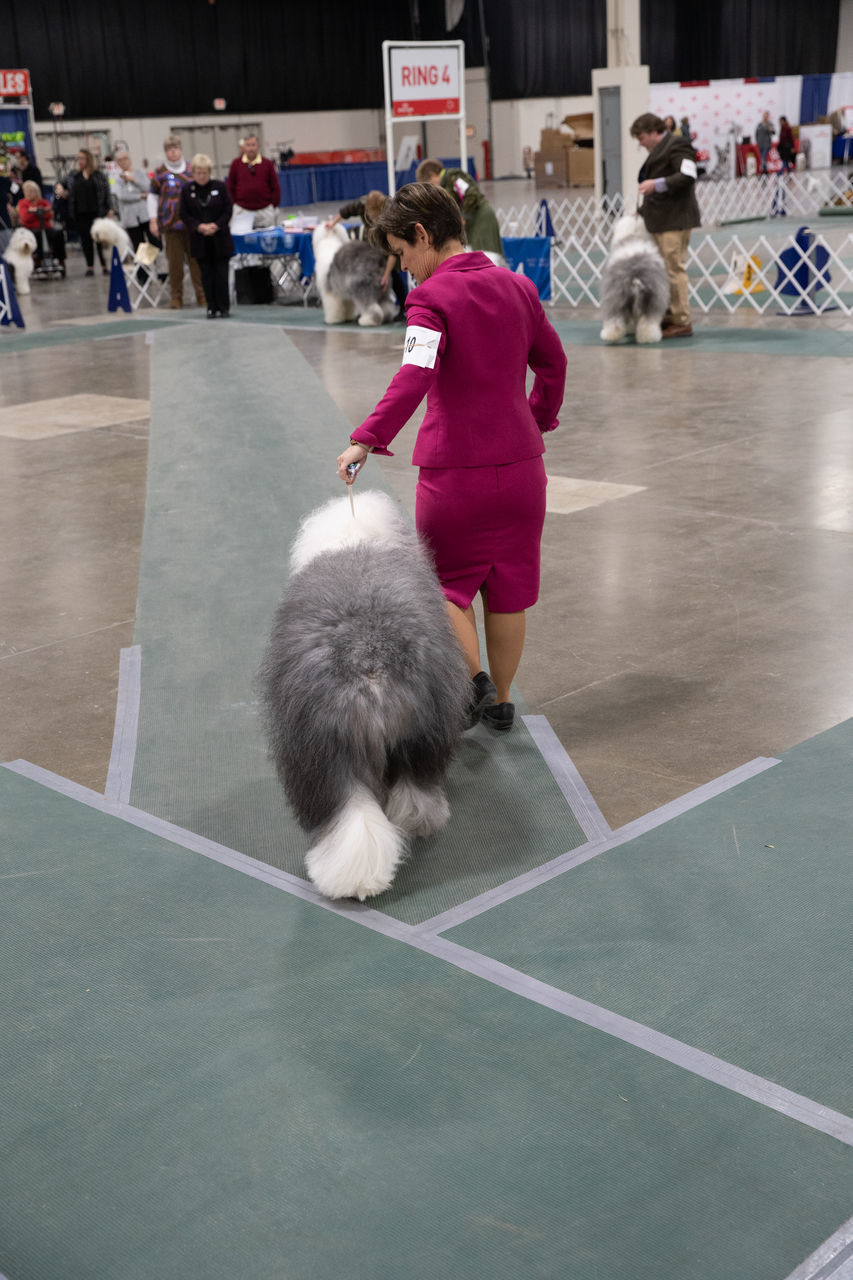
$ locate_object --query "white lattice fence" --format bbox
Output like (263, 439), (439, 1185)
(548, 228), (853, 316)
(497, 169), (853, 316)
(497, 170), (853, 241)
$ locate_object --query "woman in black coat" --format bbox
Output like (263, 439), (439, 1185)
(179, 154), (234, 317)
(67, 149), (111, 275)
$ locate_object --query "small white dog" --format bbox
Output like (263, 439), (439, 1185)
(2, 228), (37, 295)
(312, 223), (397, 326)
(599, 213), (670, 344)
(91, 217), (135, 263)
(258, 490), (470, 901)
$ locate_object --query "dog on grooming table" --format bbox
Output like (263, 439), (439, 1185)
(258, 490), (470, 901)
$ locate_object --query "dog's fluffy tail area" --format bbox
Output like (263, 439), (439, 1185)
(385, 778), (450, 838)
(305, 787), (405, 901)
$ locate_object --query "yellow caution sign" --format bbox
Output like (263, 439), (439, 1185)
(723, 253), (766, 295)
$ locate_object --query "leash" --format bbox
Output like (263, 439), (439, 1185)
(346, 460), (362, 517)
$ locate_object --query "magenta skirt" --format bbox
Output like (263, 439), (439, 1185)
(415, 455), (547, 612)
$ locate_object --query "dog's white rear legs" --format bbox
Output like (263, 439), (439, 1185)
(600, 319), (627, 343)
(305, 787), (405, 901)
(635, 317), (663, 343)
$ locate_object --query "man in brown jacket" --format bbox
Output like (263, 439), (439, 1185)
(631, 113), (700, 338)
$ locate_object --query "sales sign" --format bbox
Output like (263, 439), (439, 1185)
(0, 69), (31, 98)
(389, 45), (461, 117)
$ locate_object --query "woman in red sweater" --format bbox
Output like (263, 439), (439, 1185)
(16, 181), (66, 275)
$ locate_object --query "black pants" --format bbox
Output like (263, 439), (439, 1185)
(75, 213), (106, 269)
(199, 253), (230, 314)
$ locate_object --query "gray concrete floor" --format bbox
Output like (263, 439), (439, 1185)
(3, 191), (853, 831)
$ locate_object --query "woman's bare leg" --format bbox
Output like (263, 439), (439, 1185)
(482, 602), (526, 703)
(446, 602), (482, 676)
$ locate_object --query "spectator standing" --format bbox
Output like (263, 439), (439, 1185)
(180, 154), (234, 319)
(147, 136), (205, 309)
(112, 150), (157, 255)
(20, 153), (43, 189)
(415, 158), (504, 257)
(16, 180), (66, 274)
(67, 149), (111, 275)
(227, 134), (280, 228)
(755, 112), (775, 173)
(778, 117), (796, 173)
(631, 112), (700, 339)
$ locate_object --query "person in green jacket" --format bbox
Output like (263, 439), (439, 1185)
(416, 158), (504, 258)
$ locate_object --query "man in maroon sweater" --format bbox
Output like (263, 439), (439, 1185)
(226, 135), (281, 228)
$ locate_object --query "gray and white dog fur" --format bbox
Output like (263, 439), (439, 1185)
(312, 222), (397, 326)
(599, 213), (670, 344)
(258, 490), (470, 901)
(2, 227), (37, 295)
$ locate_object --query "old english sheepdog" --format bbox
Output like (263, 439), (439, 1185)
(599, 213), (670, 344)
(258, 490), (470, 901)
(312, 223), (398, 326)
(91, 217), (135, 263)
(2, 228), (37, 295)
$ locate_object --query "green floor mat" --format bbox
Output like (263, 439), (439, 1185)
(552, 317), (853, 356)
(4, 764), (853, 1280)
(129, 324), (588, 925)
(446, 717), (853, 1116)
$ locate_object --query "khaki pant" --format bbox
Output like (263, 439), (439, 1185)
(231, 203), (276, 229)
(163, 228), (205, 308)
(654, 228), (692, 327)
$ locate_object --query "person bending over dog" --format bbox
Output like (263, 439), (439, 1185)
(336, 183), (567, 734)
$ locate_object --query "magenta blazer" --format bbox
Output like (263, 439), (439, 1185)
(351, 252), (567, 467)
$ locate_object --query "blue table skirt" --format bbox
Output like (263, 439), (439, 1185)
(232, 228), (315, 279)
(276, 157), (478, 207)
(231, 230), (552, 302)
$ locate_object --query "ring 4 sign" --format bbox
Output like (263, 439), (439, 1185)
(387, 43), (462, 118)
(382, 41), (466, 193)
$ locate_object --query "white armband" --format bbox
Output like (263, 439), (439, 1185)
(680, 158), (698, 180)
(402, 325), (441, 369)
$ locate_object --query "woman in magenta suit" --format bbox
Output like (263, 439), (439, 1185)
(337, 183), (567, 732)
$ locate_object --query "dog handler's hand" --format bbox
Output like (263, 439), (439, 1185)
(337, 441), (369, 485)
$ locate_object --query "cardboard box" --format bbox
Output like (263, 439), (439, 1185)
(540, 127), (575, 152)
(562, 113), (594, 141)
(534, 150), (568, 188)
(567, 147), (595, 187)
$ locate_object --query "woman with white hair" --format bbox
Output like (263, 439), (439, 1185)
(179, 154), (234, 318)
(16, 180), (66, 275)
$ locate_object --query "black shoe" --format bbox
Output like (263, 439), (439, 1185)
(466, 671), (497, 729)
(84, 268), (94, 277)
(207, 308), (217, 318)
(102, 266), (109, 275)
(482, 702), (515, 732)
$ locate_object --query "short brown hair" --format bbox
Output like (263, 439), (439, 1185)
(362, 190), (387, 225)
(415, 158), (443, 182)
(630, 113), (665, 138)
(368, 182), (464, 253)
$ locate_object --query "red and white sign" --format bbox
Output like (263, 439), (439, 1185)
(389, 45), (461, 117)
(0, 69), (31, 98)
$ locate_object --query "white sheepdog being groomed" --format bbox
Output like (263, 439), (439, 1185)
(91, 216), (135, 263)
(312, 223), (398, 327)
(258, 490), (470, 901)
(599, 213), (670, 344)
(2, 227), (37, 295)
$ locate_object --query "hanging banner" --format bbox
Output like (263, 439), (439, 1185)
(388, 44), (462, 118)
